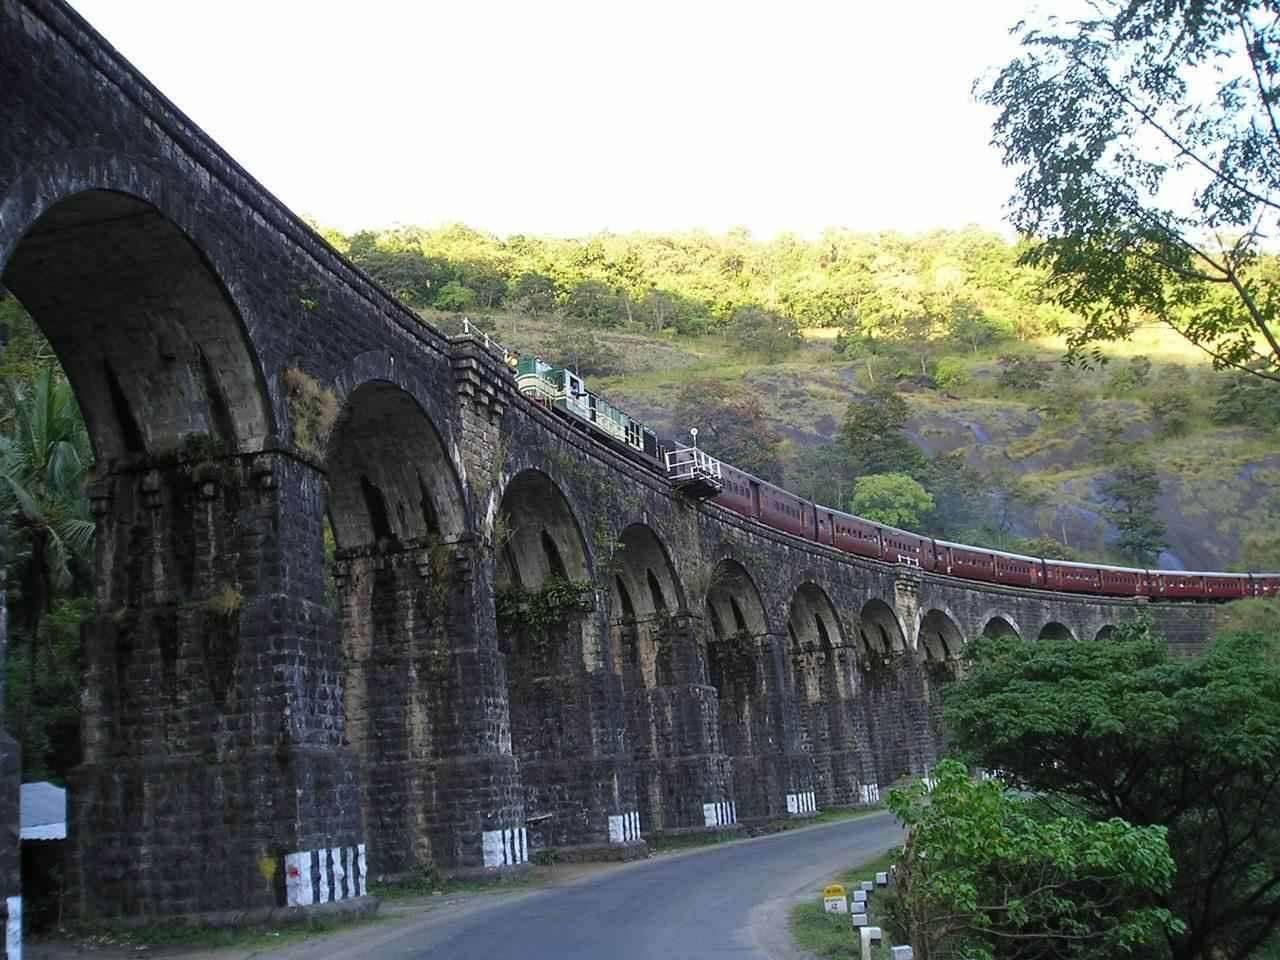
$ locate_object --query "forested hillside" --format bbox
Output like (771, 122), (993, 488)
(319, 222), (1280, 572)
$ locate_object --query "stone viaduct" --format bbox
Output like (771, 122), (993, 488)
(0, 0), (1218, 929)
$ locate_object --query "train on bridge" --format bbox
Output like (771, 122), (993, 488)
(491, 334), (1280, 602)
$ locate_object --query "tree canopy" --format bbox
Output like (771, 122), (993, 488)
(887, 759), (1180, 960)
(944, 622), (1280, 960)
(981, 0), (1280, 381)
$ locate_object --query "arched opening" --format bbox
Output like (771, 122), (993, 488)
(4, 191), (270, 464)
(325, 382), (466, 879)
(917, 609), (964, 763)
(855, 598), (913, 791)
(918, 609), (964, 663)
(610, 524), (683, 690)
(1094, 624), (1117, 642)
(1039, 621), (1076, 642)
(704, 559), (772, 817)
(982, 615), (1021, 640)
(788, 583), (857, 806)
(857, 598), (906, 655)
(494, 469), (595, 849)
(610, 524), (689, 833)
(1, 189), (274, 917)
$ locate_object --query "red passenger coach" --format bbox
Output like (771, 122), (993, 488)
(992, 550), (1044, 588)
(713, 465), (757, 519)
(1043, 562), (1105, 595)
(1254, 574), (1280, 597)
(879, 525), (930, 568)
(1152, 571), (1251, 599)
(757, 481), (811, 538)
(829, 509), (883, 559)
(1096, 566), (1149, 597)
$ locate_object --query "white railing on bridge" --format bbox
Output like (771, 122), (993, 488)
(461, 316), (511, 361)
(665, 444), (723, 488)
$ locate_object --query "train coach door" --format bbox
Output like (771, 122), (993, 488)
(750, 480), (761, 519)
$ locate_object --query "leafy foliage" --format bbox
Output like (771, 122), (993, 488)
(1099, 458), (1167, 566)
(495, 577), (593, 633)
(944, 623), (1280, 960)
(850, 473), (934, 529)
(887, 759), (1180, 960)
(840, 385), (926, 480)
(981, 0), (1280, 382)
(0, 309), (94, 781)
(673, 379), (783, 481)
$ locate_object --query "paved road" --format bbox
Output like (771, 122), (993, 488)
(283, 812), (903, 960)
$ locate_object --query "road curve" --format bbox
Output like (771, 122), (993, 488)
(287, 812), (903, 960)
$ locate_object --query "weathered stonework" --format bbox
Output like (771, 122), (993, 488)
(0, 0), (1224, 920)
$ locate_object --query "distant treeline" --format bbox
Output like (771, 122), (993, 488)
(318, 223), (1075, 359)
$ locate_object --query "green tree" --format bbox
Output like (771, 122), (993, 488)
(543, 329), (623, 378)
(510, 272), (558, 319)
(945, 624), (1280, 960)
(840, 385), (926, 479)
(724, 305), (799, 360)
(1100, 457), (1167, 565)
(672, 379), (782, 481)
(850, 473), (934, 529)
(0, 365), (94, 782)
(0, 366), (94, 643)
(432, 280), (476, 312)
(980, 1), (1280, 381)
(887, 759), (1180, 960)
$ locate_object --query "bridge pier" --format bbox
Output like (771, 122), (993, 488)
(68, 453), (364, 919)
(623, 612), (734, 833)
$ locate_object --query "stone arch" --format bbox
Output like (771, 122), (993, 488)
(325, 381), (468, 878)
(1039, 621), (1077, 642)
(1094, 624), (1117, 642)
(0, 176), (285, 918)
(787, 582), (845, 700)
(981, 613), (1022, 640)
(496, 469), (590, 594)
(327, 381), (467, 549)
(788, 583), (858, 807)
(1, 181), (272, 465)
(495, 469), (602, 850)
(857, 598), (906, 654)
(917, 608), (965, 663)
(611, 523), (684, 689)
(703, 559), (771, 815)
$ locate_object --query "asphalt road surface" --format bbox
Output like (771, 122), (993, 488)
(282, 811), (903, 960)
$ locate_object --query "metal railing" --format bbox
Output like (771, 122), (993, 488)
(665, 444), (723, 485)
(461, 316), (511, 361)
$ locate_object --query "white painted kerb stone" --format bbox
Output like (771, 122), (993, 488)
(608, 811), (641, 843)
(786, 790), (816, 815)
(284, 844), (367, 907)
(702, 801), (736, 828)
(482, 827), (529, 867)
(6, 895), (20, 960)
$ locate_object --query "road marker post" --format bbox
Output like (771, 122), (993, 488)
(823, 883), (848, 914)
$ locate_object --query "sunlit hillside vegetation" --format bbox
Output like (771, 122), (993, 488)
(307, 222), (1278, 573)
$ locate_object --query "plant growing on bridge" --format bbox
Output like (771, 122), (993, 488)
(496, 576), (593, 633)
(282, 366), (339, 458)
(886, 759), (1180, 960)
(943, 621), (1280, 960)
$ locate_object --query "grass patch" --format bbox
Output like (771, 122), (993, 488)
(790, 848), (902, 960)
(50, 912), (383, 952)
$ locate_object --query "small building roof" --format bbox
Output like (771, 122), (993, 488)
(20, 781), (65, 841)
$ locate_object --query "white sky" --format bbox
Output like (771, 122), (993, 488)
(69, 0), (1034, 239)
